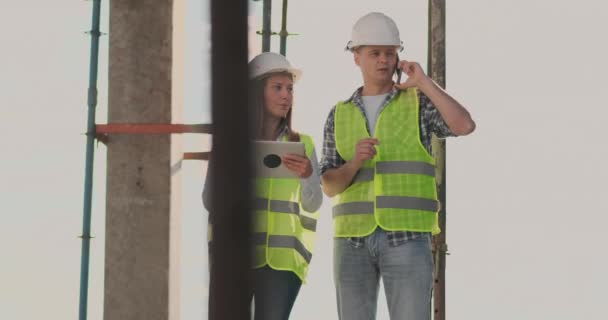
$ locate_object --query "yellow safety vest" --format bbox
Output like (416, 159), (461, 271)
(333, 89), (440, 237)
(252, 134), (319, 282)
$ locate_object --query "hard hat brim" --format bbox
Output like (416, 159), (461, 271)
(345, 41), (404, 52)
(252, 67), (303, 82)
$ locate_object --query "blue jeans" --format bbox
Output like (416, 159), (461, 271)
(334, 228), (433, 320)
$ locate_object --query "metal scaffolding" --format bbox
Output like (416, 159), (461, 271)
(78, 1), (101, 319)
(428, 1), (448, 319)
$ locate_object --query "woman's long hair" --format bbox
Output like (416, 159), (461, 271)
(250, 72), (300, 142)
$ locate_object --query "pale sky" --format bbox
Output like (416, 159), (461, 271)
(1, 0), (608, 319)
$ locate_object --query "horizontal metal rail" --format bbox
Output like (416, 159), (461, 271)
(96, 123), (212, 134)
(95, 123), (212, 161)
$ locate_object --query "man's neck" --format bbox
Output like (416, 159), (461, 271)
(361, 80), (394, 96)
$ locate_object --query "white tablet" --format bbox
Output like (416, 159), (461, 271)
(254, 141), (306, 178)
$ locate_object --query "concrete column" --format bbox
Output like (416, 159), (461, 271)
(104, 0), (183, 319)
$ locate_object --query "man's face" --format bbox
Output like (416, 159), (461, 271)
(354, 46), (399, 84)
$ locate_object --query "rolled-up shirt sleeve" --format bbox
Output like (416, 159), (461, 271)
(419, 91), (455, 139)
(320, 106), (346, 175)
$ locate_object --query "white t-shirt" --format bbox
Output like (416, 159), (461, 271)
(361, 93), (390, 136)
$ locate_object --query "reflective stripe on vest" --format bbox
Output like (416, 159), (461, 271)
(352, 161), (436, 184)
(377, 161), (436, 177)
(352, 168), (374, 183)
(333, 201), (374, 217)
(376, 196), (438, 212)
(252, 232), (313, 264)
(254, 198), (317, 231)
(255, 198), (299, 214)
(332, 196), (438, 217)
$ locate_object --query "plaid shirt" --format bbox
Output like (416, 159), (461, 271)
(320, 86), (454, 247)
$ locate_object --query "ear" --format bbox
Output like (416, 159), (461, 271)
(354, 51), (360, 66)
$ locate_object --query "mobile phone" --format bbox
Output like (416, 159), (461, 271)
(395, 54), (402, 84)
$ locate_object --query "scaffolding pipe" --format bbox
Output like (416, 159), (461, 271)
(428, 0), (447, 319)
(279, 0), (288, 55)
(95, 123), (212, 135)
(261, 0), (272, 52)
(78, 0), (102, 319)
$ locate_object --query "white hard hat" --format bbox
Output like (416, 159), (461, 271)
(346, 12), (403, 51)
(249, 52), (302, 82)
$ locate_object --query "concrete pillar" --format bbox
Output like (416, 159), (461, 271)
(104, 0), (183, 319)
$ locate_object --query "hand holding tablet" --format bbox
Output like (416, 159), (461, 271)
(254, 141), (307, 178)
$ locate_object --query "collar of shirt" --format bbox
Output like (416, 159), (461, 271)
(346, 86), (400, 116)
(276, 120), (290, 140)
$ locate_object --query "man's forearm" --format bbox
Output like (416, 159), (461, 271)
(321, 161), (361, 197)
(418, 77), (476, 136)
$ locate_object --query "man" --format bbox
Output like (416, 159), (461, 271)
(320, 12), (475, 320)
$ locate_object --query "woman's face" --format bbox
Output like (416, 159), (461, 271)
(263, 74), (294, 120)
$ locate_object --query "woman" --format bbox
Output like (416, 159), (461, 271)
(203, 52), (322, 320)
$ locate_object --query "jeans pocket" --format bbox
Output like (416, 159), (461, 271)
(347, 237), (365, 249)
